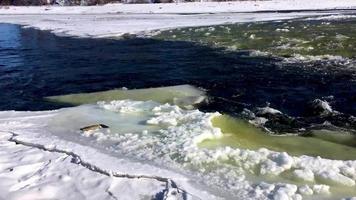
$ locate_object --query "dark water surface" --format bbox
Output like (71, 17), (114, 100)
(1, 23), (356, 133)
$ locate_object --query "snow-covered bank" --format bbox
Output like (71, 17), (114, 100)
(1, 1), (356, 38)
(1, 100), (356, 199)
(1, 0), (356, 15)
(0, 110), (219, 200)
(0, 12), (345, 38)
(0, 132), (171, 200)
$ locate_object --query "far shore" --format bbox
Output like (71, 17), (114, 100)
(1, 0), (356, 15)
(1, 1), (356, 38)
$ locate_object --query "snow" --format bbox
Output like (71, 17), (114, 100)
(312, 184), (330, 194)
(1, 100), (356, 199)
(98, 100), (157, 113)
(0, 1), (355, 38)
(0, 132), (168, 200)
(298, 185), (314, 196)
(0, 12), (326, 38)
(0, 129), (218, 199)
(293, 169), (315, 182)
(1, 1), (356, 15)
(272, 184), (298, 200)
(319, 171), (355, 186)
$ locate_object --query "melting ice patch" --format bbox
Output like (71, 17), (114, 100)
(45, 84), (207, 109)
(1, 100), (356, 199)
(77, 100), (356, 199)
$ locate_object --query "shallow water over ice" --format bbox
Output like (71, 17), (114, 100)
(204, 115), (356, 160)
(19, 100), (356, 200)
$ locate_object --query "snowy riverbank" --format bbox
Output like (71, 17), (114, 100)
(1, 0), (356, 14)
(1, 1), (356, 38)
(1, 98), (356, 200)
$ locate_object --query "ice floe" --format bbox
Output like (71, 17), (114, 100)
(1, 99), (356, 199)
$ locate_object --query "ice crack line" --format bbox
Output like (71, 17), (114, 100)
(6, 131), (199, 200)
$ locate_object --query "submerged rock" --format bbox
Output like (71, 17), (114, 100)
(243, 100), (356, 135)
(306, 99), (333, 116)
(253, 105), (306, 134)
(256, 105), (282, 116)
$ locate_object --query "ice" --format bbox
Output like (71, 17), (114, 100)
(257, 106), (282, 115)
(0, 131), (167, 200)
(0, 2), (353, 39)
(298, 185), (313, 196)
(46, 84), (206, 108)
(293, 169), (315, 182)
(273, 184), (298, 200)
(318, 171), (355, 186)
(1, 99), (356, 199)
(312, 184), (330, 194)
(98, 100), (158, 113)
(0, 1), (355, 15)
(343, 197), (356, 200)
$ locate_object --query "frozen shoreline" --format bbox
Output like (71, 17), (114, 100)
(0, 128), (216, 200)
(1, 99), (356, 200)
(1, 1), (356, 38)
(0, 12), (348, 38)
(1, 0), (356, 15)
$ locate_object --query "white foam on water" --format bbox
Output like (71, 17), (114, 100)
(304, 15), (356, 21)
(281, 54), (355, 67)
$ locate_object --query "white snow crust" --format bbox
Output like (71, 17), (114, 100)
(1, 1), (355, 38)
(1, 100), (356, 199)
